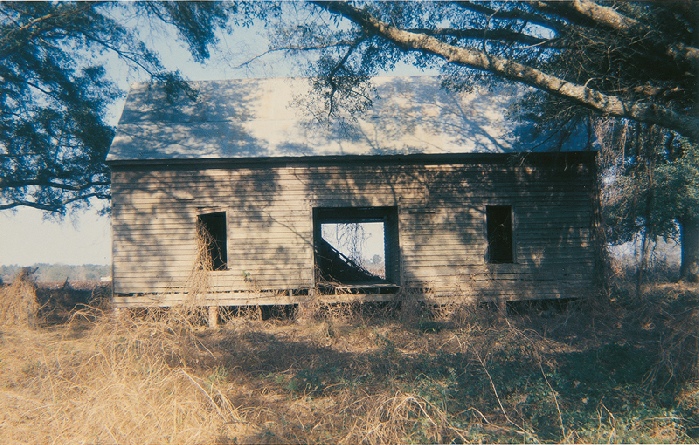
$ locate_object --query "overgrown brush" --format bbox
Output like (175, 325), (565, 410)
(35, 279), (111, 324)
(348, 391), (466, 444)
(0, 270), (39, 328)
(642, 284), (699, 385)
(0, 306), (248, 444)
(1, 273), (697, 443)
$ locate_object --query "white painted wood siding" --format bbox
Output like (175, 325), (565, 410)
(110, 154), (596, 306)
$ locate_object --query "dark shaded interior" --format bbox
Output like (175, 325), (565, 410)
(486, 205), (513, 263)
(198, 212), (228, 270)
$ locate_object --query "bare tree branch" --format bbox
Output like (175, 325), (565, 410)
(406, 27), (552, 46)
(534, 0), (699, 67)
(313, 1), (699, 141)
(0, 191), (109, 212)
(452, 1), (565, 33)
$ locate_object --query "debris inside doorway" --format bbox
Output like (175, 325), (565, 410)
(315, 238), (386, 284)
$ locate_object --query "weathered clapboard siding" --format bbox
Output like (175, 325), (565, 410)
(111, 164), (314, 297)
(110, 152), (597, 306)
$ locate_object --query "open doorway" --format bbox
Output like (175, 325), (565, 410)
(313, 207), (400, 288)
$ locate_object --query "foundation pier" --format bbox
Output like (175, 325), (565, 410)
(208, 306), (219, 328)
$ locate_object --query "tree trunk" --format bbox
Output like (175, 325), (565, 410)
(679, 217), (699, 282)
(636, 230), (650, 298)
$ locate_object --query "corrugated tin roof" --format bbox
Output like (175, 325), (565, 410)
(107, 76), (533, 162)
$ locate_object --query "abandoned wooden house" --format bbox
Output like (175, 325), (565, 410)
(107, 77), (597, 310)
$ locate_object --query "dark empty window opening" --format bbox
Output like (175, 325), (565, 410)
(486, 205), (513, 263)
(314, 207), (400, 287)
(197, 212), (228, 270)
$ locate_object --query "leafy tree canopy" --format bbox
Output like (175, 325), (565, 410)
(271, 1), (696, 141)
(0, 1), (259, 215)
(265, 1), (698, 280)
(3, 0), (697, 219)
(603, 126), (698, 244)
(601, 121), (699, 281)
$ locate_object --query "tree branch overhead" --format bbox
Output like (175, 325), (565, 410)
(310, 1), (698, 141)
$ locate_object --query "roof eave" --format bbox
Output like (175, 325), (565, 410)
(106, 150), (597, 171)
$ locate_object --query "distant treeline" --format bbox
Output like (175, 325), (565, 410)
(0, 264), (110, 284)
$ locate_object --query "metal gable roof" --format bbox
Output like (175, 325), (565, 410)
(107, 76), (537, 162)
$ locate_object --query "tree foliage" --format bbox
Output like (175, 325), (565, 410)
(275, 1), (696, 141)
(603, 127), (698, 242)
(0, 1), (240, 214)
(601, 121), (699, 281)
(4, 0), (698, 251)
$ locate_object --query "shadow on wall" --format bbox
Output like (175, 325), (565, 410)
(111, 164), (307, 295)
(109, 77), (596, 303)
(112, 153), (595, 302)
(305, 153), (596, 302)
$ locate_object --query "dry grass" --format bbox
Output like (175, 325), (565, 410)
(0, 272), (39, 328)
(0, 294), (247, 443)
(0, 277), (697, 444)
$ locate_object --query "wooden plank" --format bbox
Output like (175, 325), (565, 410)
(111, 210), (314, 225)
(112, 289), (408, 308)
(401, 255), (594, 266)
(114, 180), (432, 194)
(114, 278), (313, 294)
(402, 243), (593, 254)
(112, 233), (314, 246)
(118, 268), (276, 279)
(112, 291), (301, 307)
(113, 269), (313, 282)
(113, 262), (312, 274)
(115, 179), (591, 196)
(113, 162), (592, 180)
(113, 193), (590, 212)
(403, 261), (594, 275)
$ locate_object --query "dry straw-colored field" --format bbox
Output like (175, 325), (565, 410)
(0, 274), (697, 444)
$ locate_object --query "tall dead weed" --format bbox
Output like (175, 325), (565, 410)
(0, 272), (39, 328)
(0, 303), (247, 444)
